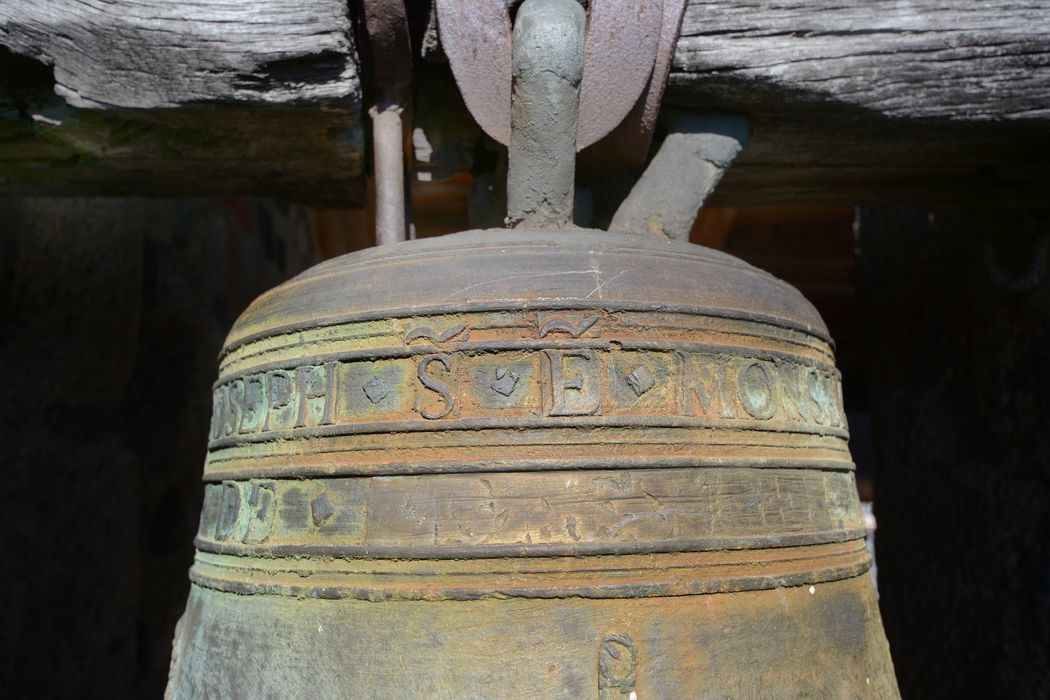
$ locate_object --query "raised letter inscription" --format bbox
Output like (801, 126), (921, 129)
(599, 633), (638, 700)
(415, 354), (456, 419)
(207, 325), (847, 447)
(547, 350), (601, 416)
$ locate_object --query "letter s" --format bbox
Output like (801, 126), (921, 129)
(416, 354), (456, 419)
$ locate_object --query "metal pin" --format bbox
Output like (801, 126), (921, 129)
(371, 106), (407, 246)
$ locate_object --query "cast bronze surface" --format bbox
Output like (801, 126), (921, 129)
(173, 575), (894, 697)
(167, 228), (898, 697)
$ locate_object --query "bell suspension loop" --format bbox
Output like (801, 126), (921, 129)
(505, 0), (585, 229)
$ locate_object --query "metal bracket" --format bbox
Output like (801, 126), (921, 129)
(609, 112), (749, 241)
(436, 0), (682, 159)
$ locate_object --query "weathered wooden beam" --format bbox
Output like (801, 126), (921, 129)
(1, 1), (1049, 205)
(669, 1), (1050, 206)
(1, 0), (360, 108)
(672, 1), (1050, 122)
(0, 1), (365, 206)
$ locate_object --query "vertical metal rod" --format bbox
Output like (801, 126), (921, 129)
(372, 107), (406, 246)
(505, 0), (585, 228)
(363, 0), (412, 246)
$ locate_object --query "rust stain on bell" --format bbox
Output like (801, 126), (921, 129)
(167, 1), (897, 696)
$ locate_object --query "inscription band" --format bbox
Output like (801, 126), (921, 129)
(208, 347), (846, 443)
(195, 468), (864, 559)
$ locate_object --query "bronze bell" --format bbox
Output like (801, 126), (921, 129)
(167, 1), (897, 696)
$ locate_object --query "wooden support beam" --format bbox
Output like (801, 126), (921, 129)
(672, 1), (1050, 123)
(669, 1), (1050, 206)
(0, 1), (365, 206)
(1, 1), (1048, 205)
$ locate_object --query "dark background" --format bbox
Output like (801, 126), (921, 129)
(1, 194), (1048, 698)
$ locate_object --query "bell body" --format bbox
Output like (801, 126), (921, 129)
(168, 229), (897, 697)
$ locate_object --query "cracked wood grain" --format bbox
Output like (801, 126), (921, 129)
(0, 1), (1048, 204)
(0, 0), (365, 205)
(0, 0), (360, 108)
(666, 0), (1050, 206)
(670, 1), (1050, 122)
